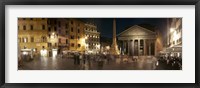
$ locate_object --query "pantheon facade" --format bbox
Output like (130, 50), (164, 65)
(118, 25), (157, 56)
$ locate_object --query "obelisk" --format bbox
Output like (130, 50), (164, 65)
(110, 18), (120, 55)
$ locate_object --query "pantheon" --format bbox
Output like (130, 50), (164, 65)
(118, 25), (157, 56)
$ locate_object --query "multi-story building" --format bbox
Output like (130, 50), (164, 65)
(18, 18), (49, 56)
(167, 18), (182, 57)
(84, 23), (100, 54)
(67, 19), (86, 52)
(18, 18), (100, 57)
(167, 18), (182, 47)
(47, 18), (69, 55)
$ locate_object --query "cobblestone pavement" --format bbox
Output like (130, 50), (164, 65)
(18, 55), (161, 70)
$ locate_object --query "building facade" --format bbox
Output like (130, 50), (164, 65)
(18, 18), (100, 57)
(67, 19), (86, 52)
(118, 25), (157, 56)
(166, 18), (182, 57)
(84, 23), (100, 54)
(167, 18), (182, 47)
(18, 18), (49, 56)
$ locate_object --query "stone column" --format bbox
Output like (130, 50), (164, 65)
(122, 40), (125, 55)
(132, 39), (134, 56)
(128, 40), (130, 56)
(154, 39), (156, 56)
(144, 39), (146, 56)
(138, 39), (140, 56)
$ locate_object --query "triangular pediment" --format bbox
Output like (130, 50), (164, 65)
(118, 25), (156, 36)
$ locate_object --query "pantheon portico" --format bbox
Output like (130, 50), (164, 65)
(118, 25), (157, 56)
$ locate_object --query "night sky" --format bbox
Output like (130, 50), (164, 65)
(81, 18), (168, 40)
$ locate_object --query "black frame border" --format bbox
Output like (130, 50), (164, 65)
(0, 0), (199, 88)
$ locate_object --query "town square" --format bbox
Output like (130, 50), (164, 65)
(18, 18), (182, 70)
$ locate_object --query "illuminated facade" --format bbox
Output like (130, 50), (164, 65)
(167, 18), (182, 47)
(18, 18), (99, 56)
(118, 25), (157, 56)
(18, 18), (49, 56)
(68, 19), (86, 52)
(166, 18), (182, 57)
(84, 23), (100, 54)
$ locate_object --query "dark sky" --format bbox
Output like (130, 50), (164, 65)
(81, 18), (168, 39)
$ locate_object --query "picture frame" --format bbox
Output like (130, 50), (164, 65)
(0, 0), (199, 88)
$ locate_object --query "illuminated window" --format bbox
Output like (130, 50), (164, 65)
(23, 37), (28, 43)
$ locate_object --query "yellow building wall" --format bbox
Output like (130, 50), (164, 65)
(18, 18), (49, 54)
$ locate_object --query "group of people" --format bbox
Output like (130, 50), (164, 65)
(156, 55), (182, 70)
(70, 53), (115, 70)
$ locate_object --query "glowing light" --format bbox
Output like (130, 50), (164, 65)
(173, 31), (179, 41)
(106, 46), (110, 50)
(170, 28), (175, 33)
(22, 51), (28, 55)
(40, 49), (47, 56)
(52, 49), (57, 57)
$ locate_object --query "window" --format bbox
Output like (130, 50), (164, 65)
(71, 35), (74, 39)
(48, 43), (52, 47)
(31, 37), (34, 42)
(66, 31), (68, 35)
(77, 29), (80, 33)
(78, 44), (81, 48)
(71, 27), (73, 32)
(54, 20), (57, 24)
(71, 21), (73, 24)
(42, 25), (45, 30)
(66, 39), (68, 44)
(77, 36), (80, 40)
(59, 38), (61, 43)
(54, 27), (57, 31)
(42, 18), (45, 20)
(48, 27), (51, 32)
(41, 36), (47, 42)
(30, 25), (33, 30)
(71, 43), (74, 47)
(18, 38), (21, 43)
(65, 24), (68, 29)
(23, 18), (25, 20)
(30, 18), (33, 20)
(23, 37), (28, 43)
(58, 21), (61, 27)
(23, 25), (26, 30)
